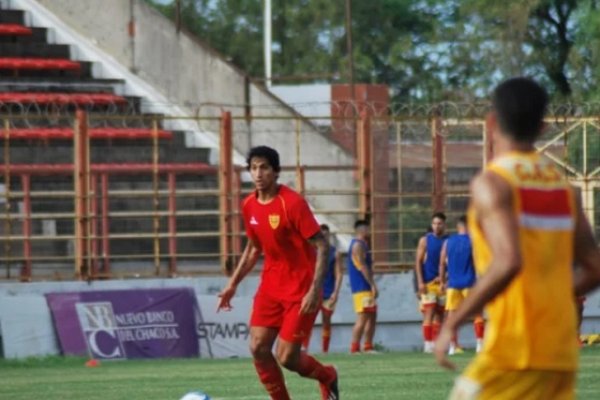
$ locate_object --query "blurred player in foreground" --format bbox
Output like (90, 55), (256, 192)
(347, 219), (378, 353)
(439, 215), (484, 355)
(415, 212), (448, 352)
(217, 146), (338, 400)
(435, 77), (600, 400)
(303, 224), (343, 353)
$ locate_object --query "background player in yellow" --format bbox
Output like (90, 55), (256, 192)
(434, 77), (600, 400)
(439, 215), (484, 355)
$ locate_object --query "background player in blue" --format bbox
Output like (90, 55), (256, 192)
(415, 212), (447, 353)
(303, 224), (343, 353)
(439, 215), (484, 354)
(347, 219), (378, 353)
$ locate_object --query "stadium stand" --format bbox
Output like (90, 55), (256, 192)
(0, 3), (218, 279)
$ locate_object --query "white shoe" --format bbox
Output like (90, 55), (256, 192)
(424, 341), (434, 353)
(448, 344), (455, 355)
(476, 339), (483, 353)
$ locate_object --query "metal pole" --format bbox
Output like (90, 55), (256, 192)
(432, 116), (445, 212)
(264, 0), (272, 88)
(168, 172), (177, 276)
(396, 121), (403, 263)
(90, 174), (98, 278)
(152, 118), (161, 276)
(358, 111), (371, 219)
(295, 118), (303, 193)
(20, 173), (31, 282)
(100, 173), (111, 276)
(74, 110), (89, 280)
(219, 111), (233, 275)
(345, 0), (356, 104)
(3, 119), (12, 279)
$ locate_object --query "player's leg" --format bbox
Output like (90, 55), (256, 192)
(422, 304), (435, 352)
(350, 291), (370, 353)
(445, 288), (465, 355)
(432, 283), (445, 340)
(250, 327), (289, 400)
(363, 310), (377, 352)
(249, 293), (290, 400)
(473, 315), (485, 353)
(321, 304), (333, 353)
(276, 301), (338, 400)
(351, 312), (368, 353)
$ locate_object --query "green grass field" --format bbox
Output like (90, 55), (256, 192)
(2, 348), (600, 399)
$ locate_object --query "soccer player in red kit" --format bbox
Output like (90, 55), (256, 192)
(217, 146), (339, 400)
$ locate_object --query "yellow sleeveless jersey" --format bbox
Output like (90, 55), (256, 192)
(468, 151), (578, 371)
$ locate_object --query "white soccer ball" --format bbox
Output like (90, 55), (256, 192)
(179, 391), (211, 400)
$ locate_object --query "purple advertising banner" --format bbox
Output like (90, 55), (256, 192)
(45, 288), (199, 359)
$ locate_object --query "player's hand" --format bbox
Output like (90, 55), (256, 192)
(418, 283), (426, 295)
(372, 285), (379, 299)
(434, 325), (456, 371)
(300, 287), (321, 314)
(217, 283), (236, 312)
(329, 294), (338, 308)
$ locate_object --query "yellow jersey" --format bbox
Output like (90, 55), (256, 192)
(468, 151), (578, 371)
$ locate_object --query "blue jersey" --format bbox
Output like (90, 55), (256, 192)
(446, 233), (476, 289)
(347, 238), (372, 293)
(322, 245), (337, 299)
(422, 233), (447, 283)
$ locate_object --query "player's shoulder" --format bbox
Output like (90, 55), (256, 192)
(470, 170), (512, 205)
(242, 192), (257, 210)
(278, 185), (307, 208)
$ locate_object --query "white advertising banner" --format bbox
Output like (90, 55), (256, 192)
(195, 295), (253, 359)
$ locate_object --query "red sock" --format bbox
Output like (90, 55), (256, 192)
(350, 341), (360, 353)
(363, 342), (373, 352)
(474, 319), (485, 339)
(254, 359), (290, 400)
(422, 324), (433, 342)
(322, 329), (331, 353)
(296, 352), (335, 384)
(451, 333), (458, 347)
(302, 335), (310, 351)
(432, 322), (441, 340)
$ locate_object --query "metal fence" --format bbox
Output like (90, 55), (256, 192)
(1, 102), (599, 281)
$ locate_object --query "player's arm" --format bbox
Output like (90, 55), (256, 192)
(435, 172), (521, 369)
(414, 236), (426, 295)
(217, 238), (261, 311)
(330, 251), (344, 305)
(438, 241), (448, 290)
(300, 231), (329, 314)
(352, 241), (377, 297)
(572, 191), (600, 296)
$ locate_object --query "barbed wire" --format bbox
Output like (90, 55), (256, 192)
(2, 99), (600, 131)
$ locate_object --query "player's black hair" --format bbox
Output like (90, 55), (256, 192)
(491, 77), (548, 143)
(246, 146), (281, 172)
(354, 219), (369, 230)
(320, 224), (330, 231)
(457, 215), (467, 225)
(431, 212), (446, 222)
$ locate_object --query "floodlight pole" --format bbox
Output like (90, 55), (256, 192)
(264, 0), (272, 88)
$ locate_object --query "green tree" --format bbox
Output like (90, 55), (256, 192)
(146, 0), (600, 102)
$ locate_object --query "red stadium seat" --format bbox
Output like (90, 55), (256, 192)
(2, 128), (172, 140)
(2, 163), (215, 176)
(0, 24), (32, 36)
(0, 92), (128, 105)
(0, 58), (81, 71)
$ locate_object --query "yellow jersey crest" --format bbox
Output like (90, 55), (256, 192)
(268, 214), (280, 229)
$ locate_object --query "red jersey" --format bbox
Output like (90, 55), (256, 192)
(242, 185), (320, 301)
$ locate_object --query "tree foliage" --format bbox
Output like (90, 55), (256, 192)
(146, 0), (600, 102)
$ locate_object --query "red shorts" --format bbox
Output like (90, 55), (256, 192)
(250, 291), (318, 343)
